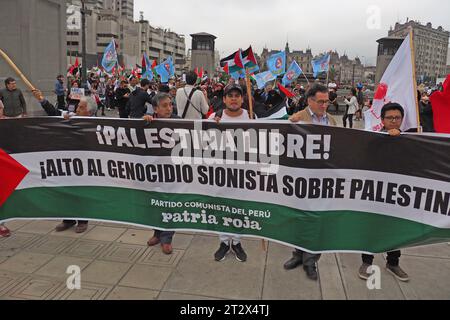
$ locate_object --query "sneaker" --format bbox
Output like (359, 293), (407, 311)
(283, 252), (303, 270)
(386, 264), (409, 282)
(358, 263), (372, 280)
(231, 243), (247, 262)
(303, 265), (318, 281)
(214, 242), (230, 262)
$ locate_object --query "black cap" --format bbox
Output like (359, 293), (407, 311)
(224, 84), (243, 96)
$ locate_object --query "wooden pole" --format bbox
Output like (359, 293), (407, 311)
(0, 48), (36, 91)
(409, 29), (422, 133)
(245, 68), (254, 120)
(245, 67), (267, 251)
(302, 72), (310, 85)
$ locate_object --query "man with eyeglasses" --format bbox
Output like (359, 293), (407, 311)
(284, 84), (337, 281)
(289, 84), (338, 126)
(358, 102), (409, 282)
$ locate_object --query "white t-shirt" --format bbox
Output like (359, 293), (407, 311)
(209, 109), (251, 121)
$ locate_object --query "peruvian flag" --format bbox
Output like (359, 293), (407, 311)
(430, 74), (450, 133)
(364, 34), (418, 132)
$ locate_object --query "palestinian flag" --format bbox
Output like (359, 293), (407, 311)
(277, 83), (295, 99)
(242, 46), (259, 74)
(68, 57), (80, 76)
(220, 49), (244, 76)
(220, 63), (229, 74)
(257, 100), (289, 120)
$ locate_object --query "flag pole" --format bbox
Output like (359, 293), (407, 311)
(245, 68), (254, 120)
(245, 66), (267, 252)
(409, 29), (422, 133)
(302, 72), (310, 85)
(325, 51), (331, 85)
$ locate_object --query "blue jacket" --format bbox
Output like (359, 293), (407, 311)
(55, 80), (65, 96)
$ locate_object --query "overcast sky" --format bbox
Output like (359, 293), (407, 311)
(134, 0), (450, 66)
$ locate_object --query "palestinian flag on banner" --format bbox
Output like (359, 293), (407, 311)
(220, 49), (244, 76)
(242, 46), (259, 74)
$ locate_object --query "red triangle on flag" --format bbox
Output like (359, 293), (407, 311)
(223, 63), (229, 74)
(277, 83), (295, 99)
(234, 50), (244, 69)
(0, 148), (29, 207)
(247, 46), (257, 65)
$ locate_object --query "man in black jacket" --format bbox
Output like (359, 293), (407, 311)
(127, 78), (153, 119)
(115, 80), (131, 118)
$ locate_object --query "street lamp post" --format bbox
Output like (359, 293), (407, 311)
(80, 0), (87, 85)
(80, 0), (94, 86)
(352, 61), (356, 87)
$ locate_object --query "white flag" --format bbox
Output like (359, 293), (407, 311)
(365, 33), (418, 132)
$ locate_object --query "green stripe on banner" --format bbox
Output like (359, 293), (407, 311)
(2, 187), (449, 253)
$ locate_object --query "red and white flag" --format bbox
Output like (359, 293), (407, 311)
(365, 33), (419, 132)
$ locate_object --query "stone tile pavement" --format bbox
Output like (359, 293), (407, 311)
(0, 219), (449, 300)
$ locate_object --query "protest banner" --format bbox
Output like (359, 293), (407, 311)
(1, 118), (449, 253)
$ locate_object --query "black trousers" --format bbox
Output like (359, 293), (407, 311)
(118, 107), (129, 119)
(294, 249), (321, 267)
(57, 95), (66, 109)
(362, 250), (401, 266)
(343, 114), (354, 128)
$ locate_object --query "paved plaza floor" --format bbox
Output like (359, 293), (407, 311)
(0, 219), (449, 300)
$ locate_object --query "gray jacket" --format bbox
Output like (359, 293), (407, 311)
(0, 88), (27, 117)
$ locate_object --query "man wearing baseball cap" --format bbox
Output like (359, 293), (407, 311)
(209, 83), (250, 263)
(209, 84), (251, 121)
